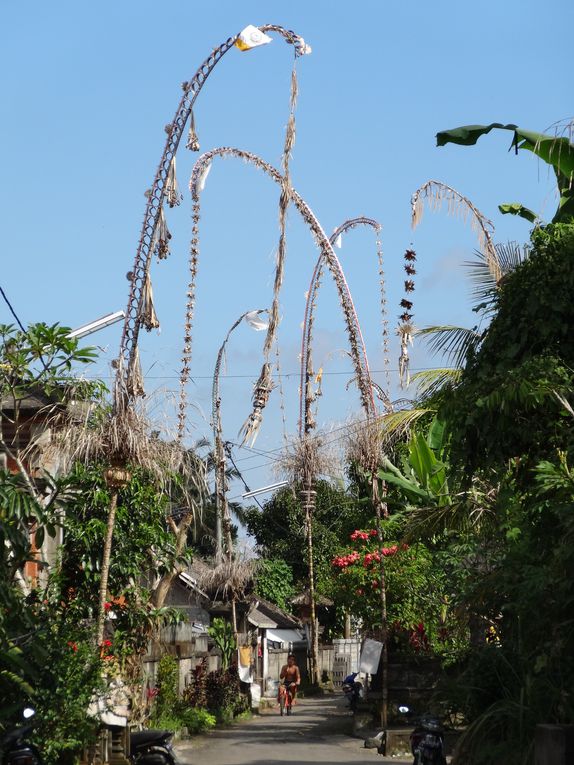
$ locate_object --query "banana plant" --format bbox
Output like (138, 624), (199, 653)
(378, 418), (452, 507)
(436, 123), (574, 223)
(208, 617), (236, 670)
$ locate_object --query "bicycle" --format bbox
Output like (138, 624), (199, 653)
(278, 682), (295, 716)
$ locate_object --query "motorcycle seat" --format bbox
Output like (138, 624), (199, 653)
(130, 729), (173, 749)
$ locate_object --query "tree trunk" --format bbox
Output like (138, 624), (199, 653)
(151, 511), (194, 609)
(96, 491), (118, 646)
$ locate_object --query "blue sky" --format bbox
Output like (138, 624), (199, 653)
(1, 0), (572, 509)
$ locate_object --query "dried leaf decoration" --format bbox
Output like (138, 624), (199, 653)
(139, 272), (160, 332)
(154, 206), (171, 260)
(165, 156), (182, 208)
(186, 110), (200, 152)
(126, 345), (145, 398)
(239, 363), (275, 447)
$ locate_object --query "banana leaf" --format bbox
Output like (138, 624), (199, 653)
(436, 123), (574, 223)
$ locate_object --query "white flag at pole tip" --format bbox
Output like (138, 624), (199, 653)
(196, 162), (211, 193)
(334, 233), (343, 249)
(235, 25), (273, 51)
(297, 37), (312, 55)
(244, 311), (269, 332)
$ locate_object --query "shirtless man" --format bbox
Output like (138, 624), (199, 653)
(279, 653), (301, 708)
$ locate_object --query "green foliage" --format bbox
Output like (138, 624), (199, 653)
(331, 518), (466, 655)
(443, 223), (574, 472)
(436, 124), (574, 222)
(254, 558), (295, 611)
(53, 462), (188, 659)
(242, 480), (364, 596)
(378, 419), (451, 507)
(204, 666), (243, 719)
(208, 618), (236, 670)
(0, 322), (97, 397)
(182, 661), (245, 728)
(150, 654), (179, 724)
(180, 706), (216, 734)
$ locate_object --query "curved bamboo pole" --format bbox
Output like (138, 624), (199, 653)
(115, 25), (310, 411)
(299, 217), (386, 438)
(178, 148), (377, 442)
(212, 310), (267, 564)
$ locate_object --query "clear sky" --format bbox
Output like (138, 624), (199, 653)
(1, 0), (572, 512)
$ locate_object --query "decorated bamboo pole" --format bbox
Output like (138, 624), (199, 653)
(112, 24), (310, 411)
(212, 310), (268, 563)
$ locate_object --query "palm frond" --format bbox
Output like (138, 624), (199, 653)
(417, 325), (481, 369)
(410, 367), (462, 398)
(465, 241), (530, 310)
(345, 408), (435, 467)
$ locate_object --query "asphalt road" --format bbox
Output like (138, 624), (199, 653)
(175, 695), (415, 764)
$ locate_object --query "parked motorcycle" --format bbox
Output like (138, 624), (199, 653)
(410, 715), (446, 765)
(0, 708), (43, 765)
(129, 728), (178, 765)
(342, 673), (364, 712)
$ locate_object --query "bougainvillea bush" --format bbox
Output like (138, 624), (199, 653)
(332, 525), (466, 655)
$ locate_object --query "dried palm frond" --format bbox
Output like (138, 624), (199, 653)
(196, 556), (255, 600)
(345, 418), (386, 473)
(139, 272), (160, 331)
(165, 156), (182, 208)
(51, 399), (203, 491)
(417, 325), (482, 370)
(275, 433), (340, 486)
(244, 61), (299, 441)
(410, 367), (462, 398)
(411, 180), (500, 282)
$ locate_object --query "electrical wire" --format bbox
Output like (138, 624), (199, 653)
(0, 284), (25, 332)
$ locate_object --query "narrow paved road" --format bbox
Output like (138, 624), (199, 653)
(175, 695), (413, 764)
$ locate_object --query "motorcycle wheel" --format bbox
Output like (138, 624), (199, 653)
(279, 694), (285, 716)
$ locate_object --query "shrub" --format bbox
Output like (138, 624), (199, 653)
(181, 707), (216, 734)
(150, 654), (179, 725)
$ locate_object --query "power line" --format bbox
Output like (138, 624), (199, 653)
(81, 365), (453, 380)
(0, 284), (25, 332)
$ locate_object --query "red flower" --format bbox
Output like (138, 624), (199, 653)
(104, 602), (112, 611)
(67, 641), (78, 652)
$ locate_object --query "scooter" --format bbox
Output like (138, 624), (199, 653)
(410, 715), (447, 765)
(0, 708), (43, 765)
(342, 673), (364, 712)
(129, 728), (178, 765)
